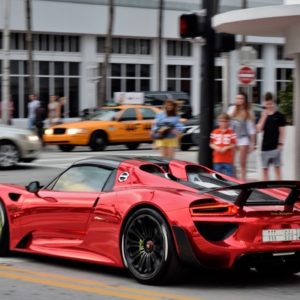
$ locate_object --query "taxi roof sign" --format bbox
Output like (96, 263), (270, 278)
(114, 92), (144, 105)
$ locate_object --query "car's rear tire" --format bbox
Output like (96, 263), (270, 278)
(121, 208), (181, 285)
(0, 140), (20, 168)
(0, 202), (9, 256)
(125, 143), (140, 150)
(58, 145), (75, 152)
(90, 131), (107, 151)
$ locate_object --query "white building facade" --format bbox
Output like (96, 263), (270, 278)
(0, 0), (292, 119)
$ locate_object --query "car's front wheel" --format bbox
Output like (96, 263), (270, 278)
(0, 140), (20, 168)
(0, 202), (9, 256)
(121, 208), (180, 284)
(90, 131), (107, 151)
(125, 143), (140, 150)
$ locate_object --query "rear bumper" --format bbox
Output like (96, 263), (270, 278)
(173, 224), (300, 271)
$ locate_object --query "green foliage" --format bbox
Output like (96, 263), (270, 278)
(278, 80), (293, 125)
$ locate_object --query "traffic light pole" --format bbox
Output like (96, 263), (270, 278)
(198, 0), (219, 168)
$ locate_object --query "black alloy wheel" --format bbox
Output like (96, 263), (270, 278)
(121, 208), (180, 284)
(0, 140), (20, 168)
(58, 145), (75, 152)
(125, 143), (140, 150)
(0, 202), (9, 256)
(89, 131), (107, 151)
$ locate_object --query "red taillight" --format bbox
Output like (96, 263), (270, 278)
(190, 199), (239, 216)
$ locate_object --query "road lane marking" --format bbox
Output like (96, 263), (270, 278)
(0, 265), (202, 300)
(0, 271), (159, 300)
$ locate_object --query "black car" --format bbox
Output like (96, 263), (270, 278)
(143, 91), (193, 119)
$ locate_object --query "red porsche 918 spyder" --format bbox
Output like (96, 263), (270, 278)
(1, 155), (300, 284)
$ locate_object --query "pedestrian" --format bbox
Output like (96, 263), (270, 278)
(151, 99), (183, 159)
(227, 92), (256, 181)
(48, 95), (61, 126)
(256, 92), (286, 180)
(35, 101), (47, 145)
(0, 95), (14, 125)
(210, 113), (237, 176)
(58, 96), (66, 122)
(28, 94), (40, 130)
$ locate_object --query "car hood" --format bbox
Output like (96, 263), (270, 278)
(50, 120), (112, 129)
(0, 125), (36, 136)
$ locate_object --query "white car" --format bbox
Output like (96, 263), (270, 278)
(0, 125), (41, 168)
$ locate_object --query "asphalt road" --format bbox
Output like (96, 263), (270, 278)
(1, 145), (299, 300)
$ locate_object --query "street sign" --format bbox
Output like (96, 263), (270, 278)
(238, 65), (256, 85)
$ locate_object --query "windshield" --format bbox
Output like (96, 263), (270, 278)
(88, 109), (121, 121)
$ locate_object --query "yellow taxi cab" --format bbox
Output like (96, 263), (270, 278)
(43, 105), (161, 151)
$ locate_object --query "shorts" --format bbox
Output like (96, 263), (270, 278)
(155, 138), (179, 148)
(213, 163), (234, 176)
(236, 136), (250, 146)
(261, 149), (281, 168)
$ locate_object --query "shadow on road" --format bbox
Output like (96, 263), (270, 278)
(6, 252), (300, 288)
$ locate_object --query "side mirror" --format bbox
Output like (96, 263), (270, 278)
(26, 181), (41, 194)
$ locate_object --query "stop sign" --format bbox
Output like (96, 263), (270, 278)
(238, 65), (256, 85)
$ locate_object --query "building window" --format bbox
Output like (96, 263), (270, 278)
(166, 65), (192, 94)
(276, 68), (293, 96)
(276, 45), (293, 61)
(7, 60), (80, 118)
(97, 37), (151, 55)
(167, 40), (192, 57)
(97, 63), (152, 100)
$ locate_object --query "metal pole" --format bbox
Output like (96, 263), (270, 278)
(1, 0), (11, 125)
(198, 0), (218, 167)
(222, 52), (230, 111)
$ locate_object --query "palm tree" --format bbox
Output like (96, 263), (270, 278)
(1, 0), (11, 124)
(157, 0), (164, 91)
(98, 0), (114, 107)
(25, 0), (34, 95)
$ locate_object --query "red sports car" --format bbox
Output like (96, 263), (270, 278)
(1, 156), (300, 284)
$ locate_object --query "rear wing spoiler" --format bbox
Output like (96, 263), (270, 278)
(198, 180), (300, 208)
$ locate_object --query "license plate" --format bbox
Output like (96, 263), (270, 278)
(262, 229), (300, 242)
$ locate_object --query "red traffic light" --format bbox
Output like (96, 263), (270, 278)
(179, 13), (206, 39)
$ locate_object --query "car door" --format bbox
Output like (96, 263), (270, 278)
(113, 108), (142, 142)
(19, 165), (113, 248)
(138, 107), (157, 142)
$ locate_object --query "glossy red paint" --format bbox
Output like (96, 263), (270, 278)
(1, 157), (300, 277)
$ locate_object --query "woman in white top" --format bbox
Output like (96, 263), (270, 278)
(227, 92), (256, 181)
(48, 95), (61, 126)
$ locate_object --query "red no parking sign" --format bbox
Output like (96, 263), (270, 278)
(238, 65), (256, 85)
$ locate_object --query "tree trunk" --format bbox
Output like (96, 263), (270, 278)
(157, 0), (164, 91)
(1, 0), (11, 125)
(98, 0), (114, 108)
(26, 0), (34, 95)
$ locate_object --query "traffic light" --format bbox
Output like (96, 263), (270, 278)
(215, 33), (236, 53)
(179, 13), (206, 38)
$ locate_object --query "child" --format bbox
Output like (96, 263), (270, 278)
(210, 113), (236, 176)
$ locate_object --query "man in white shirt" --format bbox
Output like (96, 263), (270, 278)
(28, 94), (40, 130)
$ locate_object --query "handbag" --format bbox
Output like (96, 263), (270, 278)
(151, 124), (174, 140)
